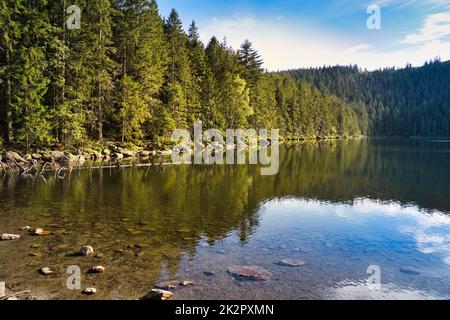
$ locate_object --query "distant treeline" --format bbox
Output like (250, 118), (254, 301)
(283, 60), (450, 137)
(0, 1), (447, 152)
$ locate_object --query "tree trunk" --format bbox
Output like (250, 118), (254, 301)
(98, 9), (104, 142)
(5, 47), (13, 143)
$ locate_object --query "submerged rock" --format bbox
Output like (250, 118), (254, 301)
(274, 259), (306, 267)
(82, 288), (97, 295)
(154, 281), (179, 290)
(204, 271), (215, 276)
(32, 228), (51, 236)
(1, 234), (21, 241)
(39, 267), (54, 275)
(80, 245), (94, 257)
(180, 280), (194, 287)
(88, 266), (105, 274)
(141, 289), (173, 300)
(227, 266), (271, 281)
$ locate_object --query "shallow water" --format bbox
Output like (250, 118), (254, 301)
(1, 138), (450, 300)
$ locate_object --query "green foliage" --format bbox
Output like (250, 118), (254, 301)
(117, 74), (149, 142)
(2, 0), (444, 152)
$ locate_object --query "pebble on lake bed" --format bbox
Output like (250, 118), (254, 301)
(80, 245), (94, 257)
(33, 228), (51, 236)
(180, 280), (194, 287)
(274, 259), (306, 267)
(1, 234), (21, 241)
(39, 267), (54, 275)
(227, 266), (271, 281)
(89, 266), (105, 273)
(154, 281), (179, 290)
(141, 289), (173, 300)
(82, 288), (97, 295)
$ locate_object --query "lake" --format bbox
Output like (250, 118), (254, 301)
(1, 138), (450, 300)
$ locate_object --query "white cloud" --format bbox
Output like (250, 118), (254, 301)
(200, 15), (450, 71)
(402, 12), (450, 44)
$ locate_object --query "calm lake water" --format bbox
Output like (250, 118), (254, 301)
(1, 138), (450, 300)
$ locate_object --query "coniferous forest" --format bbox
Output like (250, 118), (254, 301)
(1, 0), (449, 153)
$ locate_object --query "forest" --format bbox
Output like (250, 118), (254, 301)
(1, 0), (448, 153)
(285, 60), (450, 137)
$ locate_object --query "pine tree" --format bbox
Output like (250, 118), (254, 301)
(163, 9), (192, 131)
(0, 0), (22, 144)
(238, 39), (263, 89)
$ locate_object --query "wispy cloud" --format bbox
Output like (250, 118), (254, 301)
(402, 11), (450, 44)
(201, 15), (450, 71)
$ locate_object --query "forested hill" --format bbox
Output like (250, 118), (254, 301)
(1, 1), (448, 153)
(282, 60), (450, 137)
(0, 0), (362, 152)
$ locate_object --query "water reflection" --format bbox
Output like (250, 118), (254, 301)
(0, 139), (449, 299)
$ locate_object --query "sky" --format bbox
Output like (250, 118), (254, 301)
(157, 0), (450, 71)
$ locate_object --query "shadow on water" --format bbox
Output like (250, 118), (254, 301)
(0, 138), (449, 299)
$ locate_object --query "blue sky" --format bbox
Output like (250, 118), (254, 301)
(157, 0), (450, 70)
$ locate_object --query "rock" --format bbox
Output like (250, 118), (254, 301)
(227, 266), (271, 281)
(180, 280), (193, 287)
(1, 234), (21, 241)
(19, 226), (31, 231)
(154, 281), (179, 290)
(39, 267), (54, 275)
(82, 288), (97, 295)
(139, 150), (151, 157)
(159, 150), (173, 157)
(88, 266), (105, 274)
(32, 228), (51, 236)
(91, 152), (102, 160)
(4, 151), (26, 163)
(80, 245), (94, 257)
(63, 154), (86, 165)
(119, 149), (136, 158)
(31, 153), (42, 160)
(274, 259), (306, 267)
(173, 145), (193, 155)
(24, 154), (33, 161)
(112, 153), (124, 159)
(102, 149), (111, 156)
(50, 151), (65, 161)
(29, 252), (44, 257)
(141, 289), (173, 301)
(204, 271), (215, 276)
(41, 152), (52, 161)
